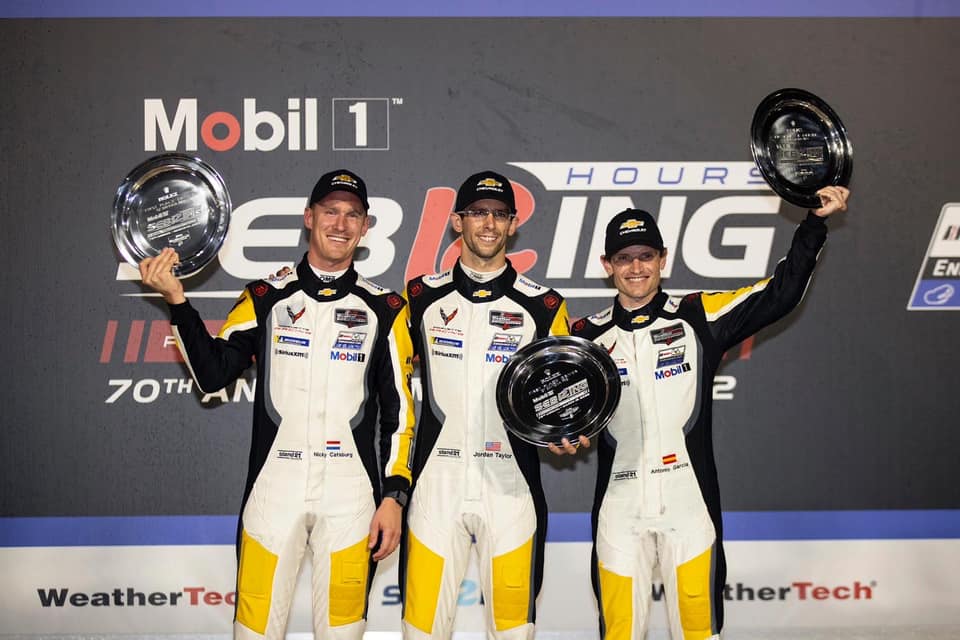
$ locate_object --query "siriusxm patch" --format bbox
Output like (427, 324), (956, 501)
(908, 203), (960, 310)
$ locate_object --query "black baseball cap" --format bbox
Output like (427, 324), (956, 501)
(604, 209), (665, 256)
(308, 169), (369, 210)
(454, 170), (516, 213)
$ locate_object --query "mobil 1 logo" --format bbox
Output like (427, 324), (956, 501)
(332, 98), (394, 150)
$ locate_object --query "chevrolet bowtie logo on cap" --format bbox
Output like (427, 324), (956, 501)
(331, 174), (357, 186)
(478, 178), (502, 188)
(620, 219), (645, 231)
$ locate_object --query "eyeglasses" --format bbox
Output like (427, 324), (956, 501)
(458, 208), (516, 221)
(610, 250), (661, 267)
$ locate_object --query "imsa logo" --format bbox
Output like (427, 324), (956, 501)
(908, 202), (960, 310)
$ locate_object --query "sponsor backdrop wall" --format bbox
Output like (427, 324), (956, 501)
(2, 2), (959, 636)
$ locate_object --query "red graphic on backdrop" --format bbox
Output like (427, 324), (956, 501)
(404, 181), (539, 283)
(99, 320), (753, 365)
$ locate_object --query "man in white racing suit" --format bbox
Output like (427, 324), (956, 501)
(569, 186), (850, 639)
(138, 169), (415, 640)
(400, 171), (573, 640)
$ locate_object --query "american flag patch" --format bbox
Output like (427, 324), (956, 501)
(326, 440), (341, 452)
(485, 441), (501, 452)
(662, 453), (677, 465)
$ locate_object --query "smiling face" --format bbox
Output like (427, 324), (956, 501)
(601, 245), (668, 309)
(303, 191), (369, 271)
(450, 198), (518, 271)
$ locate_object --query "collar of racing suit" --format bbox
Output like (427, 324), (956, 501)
(612, 288), (669, 330)
(295, 254), (358, 302)
(451, 258), (517, 302)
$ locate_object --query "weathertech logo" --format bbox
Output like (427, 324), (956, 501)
(39, 586), (236, 608)
(648, 580), (876, 603)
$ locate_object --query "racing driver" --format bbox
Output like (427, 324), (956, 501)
(400, 171), (576, 640)
(138, 169), (415, 640)
(569, 186), (850, 639)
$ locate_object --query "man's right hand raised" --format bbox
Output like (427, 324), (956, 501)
(139, 247), (187, 305)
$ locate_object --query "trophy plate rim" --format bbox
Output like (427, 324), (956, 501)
(495, 334), (621, 447)
(750, 87), (853, 209)
(111, 153), (232, 278)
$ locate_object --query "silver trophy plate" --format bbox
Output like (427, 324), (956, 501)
(496, 335), (621, 447)
(112, 154), (231, 278)
(750, 88), (853, 209)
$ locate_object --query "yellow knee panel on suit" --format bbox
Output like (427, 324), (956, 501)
(329, 538), (371, 626)
(598, 562), (633, 640)
(403, 531), (445, 633)
(675, 547), (714, 640)
(491, 537), (533, 631)
(236, 529), (278, 634)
